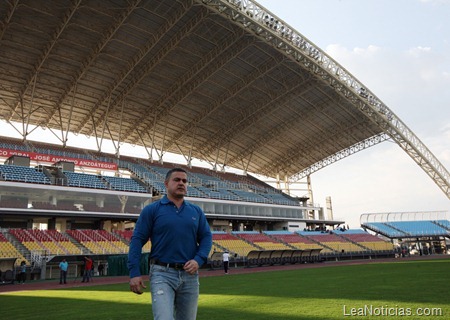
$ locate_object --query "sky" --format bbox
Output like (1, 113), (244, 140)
(254, 0), (450, 226)
(1, 0), (449, 228)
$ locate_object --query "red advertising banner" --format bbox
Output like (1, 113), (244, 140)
(0, 148), (118, 170)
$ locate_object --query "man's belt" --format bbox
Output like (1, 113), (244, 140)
(151, 259), (185, 270)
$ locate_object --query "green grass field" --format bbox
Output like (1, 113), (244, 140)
(2, 259), (449, 319)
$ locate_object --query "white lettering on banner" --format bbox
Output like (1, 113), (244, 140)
(0, 147), (117, 170)
(35, 154), (51, 161)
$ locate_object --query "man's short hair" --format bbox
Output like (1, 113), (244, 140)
(165, 167), (187, 181)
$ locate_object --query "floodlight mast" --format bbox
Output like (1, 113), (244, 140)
(199, 0), (450, 199)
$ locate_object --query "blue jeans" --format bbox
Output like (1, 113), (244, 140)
(149, 264), (199, 320)
(82, 269), (91, 282)
(60, 270), (67, 284)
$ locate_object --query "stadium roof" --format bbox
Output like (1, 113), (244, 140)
(0, 0), (448, 197)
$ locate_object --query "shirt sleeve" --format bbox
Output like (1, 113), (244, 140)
(128, 205), (153, 278)
(194, 209), (212, 267)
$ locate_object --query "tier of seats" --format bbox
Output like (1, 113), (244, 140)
(102, 175), (148, 193)
(46, 229), (81, 254)
(1, 229), (134, 258)
(387, 221), (448, 237)
(234, 231), (291, 250)
(0, 137), (30, 152)
(63, 171), (107, 189)
(362, 221), (450, 238)
(115, 229), (151, 252)
(0, 136), (300, 206)
(265, 231), (323, 250)
(435, 220), (450, 229)
(298, 231), (364, 253)
(0, 229), (156, 260)
(0, 164), (51, 184)
(0, 232), (29, 265)
(9, 229), (80, 255)
(212, 229), (398, 256)
(66, 229), (128, 254)
(333, 229), (394, 251)
(211, 232), (258, 257)
(0, 225), (433, 264)
(361, 222), (408, 238)
(117, 158), (299, 205)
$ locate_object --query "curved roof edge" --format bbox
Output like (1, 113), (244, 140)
(198, 0), (450, 199)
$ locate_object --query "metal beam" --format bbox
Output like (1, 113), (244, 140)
(68, 0), (142, 133)
(290, 132), (390, 181)
(199, 0), (450, 199)
(157, 31), (252, 150)
(119, 4), (207, 144)
(9, 0), (82, 129)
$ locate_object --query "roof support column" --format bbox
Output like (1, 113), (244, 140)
(22, 74), (38, 140)
(62, 81), (78, 147)
(114, 98), (126, 158)
(187, 128), (197, 168)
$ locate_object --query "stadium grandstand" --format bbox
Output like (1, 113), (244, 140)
(0, 0), (449, 282)
(361, 211), (450, 257)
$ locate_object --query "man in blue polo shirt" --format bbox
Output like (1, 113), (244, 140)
(59, 258), (68, 284)
(128, 167), (212, 320)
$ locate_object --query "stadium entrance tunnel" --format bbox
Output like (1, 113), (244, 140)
(0, 257), (17, 285)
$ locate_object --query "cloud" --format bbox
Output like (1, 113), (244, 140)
(306, 43), (450, 227)
(324, 43), (450, 134)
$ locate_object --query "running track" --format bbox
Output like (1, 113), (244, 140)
(1, 255), (447, 294)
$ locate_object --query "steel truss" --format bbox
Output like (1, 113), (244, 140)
(199, 0), (450, 199)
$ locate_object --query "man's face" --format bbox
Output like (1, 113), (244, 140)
(165, 171), (188, 199)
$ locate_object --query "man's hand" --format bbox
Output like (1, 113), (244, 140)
(183, 259), (199, 275)
(129, 276), (146, 295)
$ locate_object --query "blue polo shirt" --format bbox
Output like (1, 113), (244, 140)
(128, 195), (212, 278)
(59, 261), (68, 271)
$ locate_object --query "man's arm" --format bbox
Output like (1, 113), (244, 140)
(193, 210), (212, 267)
(128, 205), (152, 279)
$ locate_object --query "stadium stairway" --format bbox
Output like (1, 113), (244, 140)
(64, 231), (91, 255)
(242, 233), (293, 251)
(434, 220), (450, 231)
(333, 232), (369, 251)
(264, 233), (300, 250)
(232, 233), (265, 251)
(212, 232), (259, 257)
(384, 223), (414, 237)
(362, 222), (409, 238)
(296, 232), (335, 252)
(3, 230), (31, 265)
